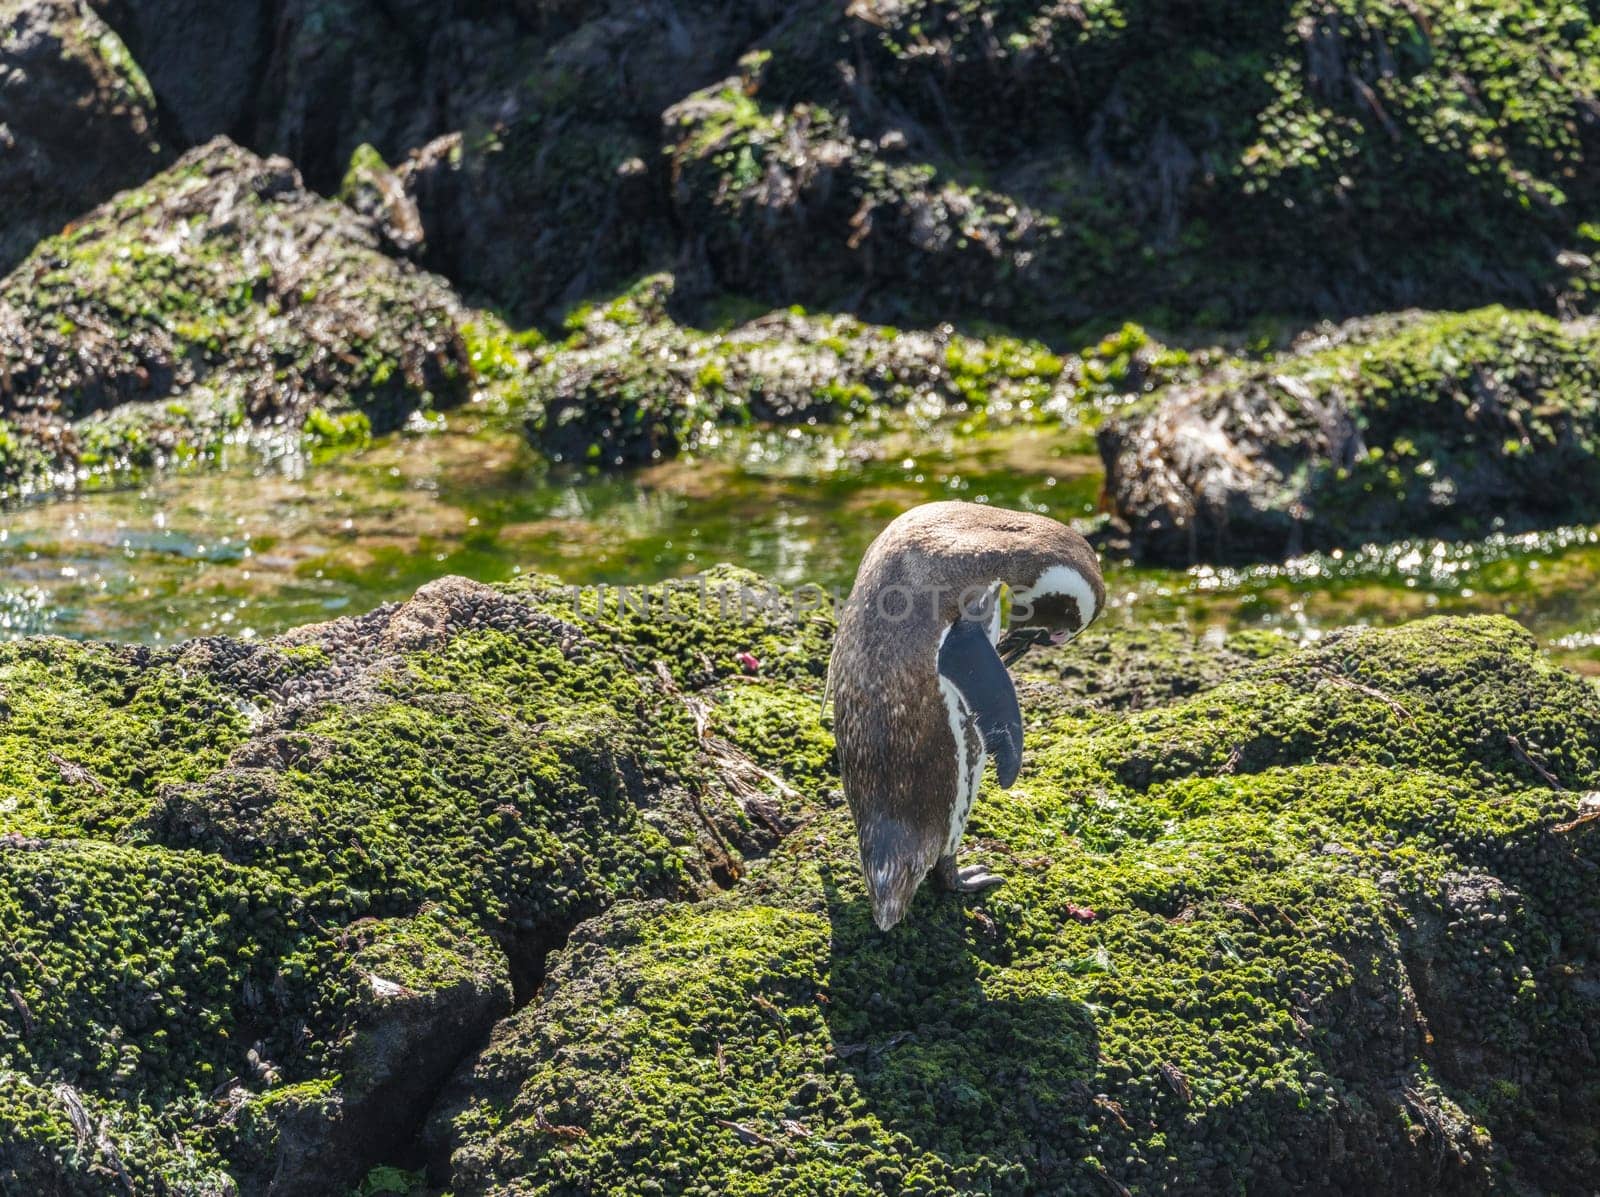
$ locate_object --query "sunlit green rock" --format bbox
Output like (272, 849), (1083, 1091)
(0, 573), (1595, 1193)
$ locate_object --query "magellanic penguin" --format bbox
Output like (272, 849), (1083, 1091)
(828, 500), (1104, 931)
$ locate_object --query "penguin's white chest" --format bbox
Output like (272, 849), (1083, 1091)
(937, 676), (988, 855)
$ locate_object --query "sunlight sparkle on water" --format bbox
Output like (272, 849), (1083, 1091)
(2, 422), (1600, 669)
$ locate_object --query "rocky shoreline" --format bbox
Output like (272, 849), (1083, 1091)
(4, 1), (1600, 1192)
(1, 1), (1600, 561)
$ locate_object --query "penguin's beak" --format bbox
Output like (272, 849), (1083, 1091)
(996, 626), (1047, 666)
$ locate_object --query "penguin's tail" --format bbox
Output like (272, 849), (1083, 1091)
(858, 819), (937, 931)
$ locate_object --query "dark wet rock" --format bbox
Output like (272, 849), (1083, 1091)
(1100, 307), (1600, 565)
(602, 0), (1600, 327)
(63, 0), (1600, 330)
(88, 0), (270, 144)
(0, 136), (470, 499)
(387, 0), (795, 320)
(661, 61), (1068, 327)
(0, 0), (168, 276)
(87, 0), (792, 319)
(70, 1), (1600, 328)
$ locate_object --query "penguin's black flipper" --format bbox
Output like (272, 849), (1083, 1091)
(938, 619), (1024, 787)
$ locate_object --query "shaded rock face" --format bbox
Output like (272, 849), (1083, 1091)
(0, 0), (168, 276)
(86, 0), (793, 320)
(1099, 307), (1600, 564)
(0, 136), (470, 499)
(428, 614), (1600, 1196)
(388, 0), (795, 319)
(87, 0), (269, 144)
(79, 0), (1600, 328)
(244, 909), (512, 1195)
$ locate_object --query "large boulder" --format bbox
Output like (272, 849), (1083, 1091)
(657, 0), (1600, 327)
(1099, 307), (1600, 564)
(0, 569), (829, 1192)
(389, 0), (795, 319)
(429, 615), (1600, 1196)
(0, 0), (168, 275)
(0, 136), (470, 500)
(89, 0), (795, 318)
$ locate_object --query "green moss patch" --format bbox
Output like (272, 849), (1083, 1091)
(432, 615), (1600, 1195)
(0, 572), (828, 1191)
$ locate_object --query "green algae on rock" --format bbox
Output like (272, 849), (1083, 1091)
(657, 0), (1600, 327)
(3, 571), (1596, 1194)
(0, 569), (827, 1192)
(0, 0), (169, 278)
(0, 136), (470, 501)
(429, 615), (1600, 1195)
(1101, 306), (1600, 565)
(509, 273), (1189, 467)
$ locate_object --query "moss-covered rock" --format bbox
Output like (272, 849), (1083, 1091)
(509, 273), (1189, 466)
(224, 907), (511, 1194)
(660, 0), (1600, 328)
(3, 571), (1596, 1193)
(88, 1), (1600, 328)
(90, 0), (1600, 329)
(0, 0), (168, 277)
(1015, 622), (1296, 720)
(0, 136), (470, 500)
(0, 569), (829, 1192)
(1101, 306), (1600, 564)
(430, 614), (1600, 1195)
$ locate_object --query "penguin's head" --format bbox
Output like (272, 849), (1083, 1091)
(991, 557), (1106, 665)
(858, 816), (943, 931)
(1007, 561), (1104, 641)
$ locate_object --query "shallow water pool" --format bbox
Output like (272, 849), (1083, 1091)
(3, 415), (1600, 675)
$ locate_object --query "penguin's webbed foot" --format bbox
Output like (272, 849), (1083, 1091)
(934, 854), (1004, 894)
